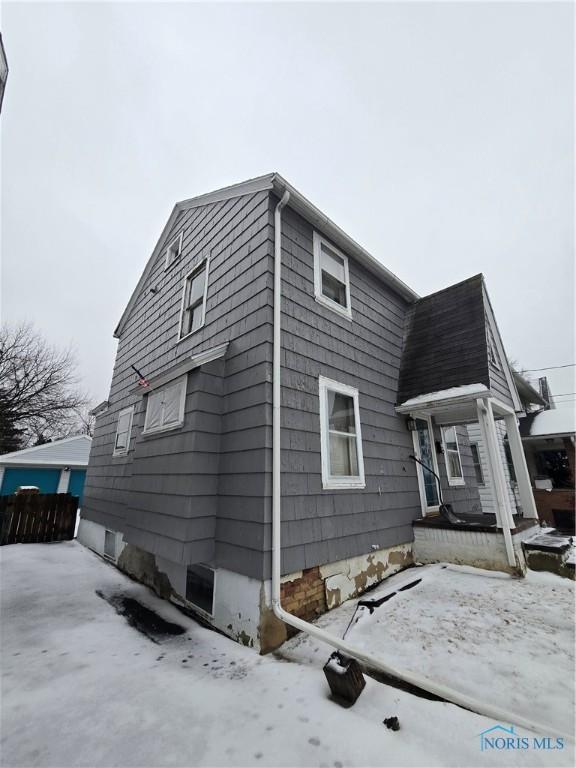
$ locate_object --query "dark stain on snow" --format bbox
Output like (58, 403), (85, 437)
(95, 590), (186, 642)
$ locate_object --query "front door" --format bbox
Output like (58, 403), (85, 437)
(413, 417), (440, 515)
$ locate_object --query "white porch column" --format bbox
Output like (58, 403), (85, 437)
(504, 413), (539, 519)
(476, 398), (517, 568)
(57, 468), (71, 494)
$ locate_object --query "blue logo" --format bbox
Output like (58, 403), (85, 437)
(479, 724), (564, 752)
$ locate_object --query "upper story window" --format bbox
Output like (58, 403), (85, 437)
(165, 232), (183, 270)
(113, 406), (134, 456)
(313, 233), (352, 319)
(143, 376), (187, 434)
(441, 426), (465, 486)
(319, 376), (365, 489)
(179, 259), (209, 339)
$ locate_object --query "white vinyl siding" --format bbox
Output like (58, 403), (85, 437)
(442, 426), (465, 486)
(313, 232), (352, 319)
(319, 376), (365, 489)
(179, 259), (209, 339)
(113, 406), (134, 456)
(143, 376), (187, 435)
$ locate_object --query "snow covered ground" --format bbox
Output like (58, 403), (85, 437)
(1, 542), (574, 768)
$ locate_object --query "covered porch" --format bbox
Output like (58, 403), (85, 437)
(397, 385), (539, 574)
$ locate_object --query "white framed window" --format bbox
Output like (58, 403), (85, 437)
(319, 376), (365, 489)
(441, 426), (465, 486)
(179, 259), (209, 339)
(165, 231), (183, 270)
(313, 232), (352, 319)
(143, 375), (187, 435)
(113, 406), (134, 457)
(470, 442), (484, 485)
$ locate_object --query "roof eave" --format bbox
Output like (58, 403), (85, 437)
(270, 174), (419, 303)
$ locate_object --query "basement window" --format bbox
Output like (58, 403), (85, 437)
(165, 232), (183, 270)
(179, 259), (209, 339)
(113, 406), (134, 457)
(313, 233), (352, 319)
(441, 426), (465, 486)
(186, 564), (215, 616)
(319, 376), (365, 489)
(143, 376), (187, 434)
(470, 442), (484, 485)
(104, 530), (116, 560)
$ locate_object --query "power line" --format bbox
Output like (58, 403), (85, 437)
(523, 363), (576, 372)
(551, 392), (576, 397)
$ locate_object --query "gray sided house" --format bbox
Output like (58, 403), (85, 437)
(79, 173), (538, 651)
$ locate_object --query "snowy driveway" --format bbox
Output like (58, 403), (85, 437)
(1, 542), (574, 768)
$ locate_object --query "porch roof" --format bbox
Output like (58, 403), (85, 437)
(395, 383), (511, 424)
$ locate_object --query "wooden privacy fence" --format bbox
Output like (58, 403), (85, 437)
(0, 493), (79, 545)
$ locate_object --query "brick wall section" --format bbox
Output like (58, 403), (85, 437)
(281, 566), (327, 622)
(533, 489), (575, 530)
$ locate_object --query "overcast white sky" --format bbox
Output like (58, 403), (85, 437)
(1, 1), (574, 406)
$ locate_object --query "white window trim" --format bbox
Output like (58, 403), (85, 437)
(319, 375), (365, 490)
(142, 375), (187, 435)
(112, 406), (134, 457)
(411, 414), (440, 516)
(165, 231), (183, 270)
(313, 232), (352, 320)
(185, 565), (216, 619)
(441, 426), (466, 486)
(177, 257), (210, 342)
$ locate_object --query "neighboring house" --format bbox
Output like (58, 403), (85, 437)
(519, 400), (575, 533)
(0, 435), (92, 503)
(78, 173), (538, 652)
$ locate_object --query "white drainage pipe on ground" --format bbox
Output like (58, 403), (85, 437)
(270, 189), (571, 742)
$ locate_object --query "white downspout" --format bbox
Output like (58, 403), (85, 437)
(270, 192), (570, 741)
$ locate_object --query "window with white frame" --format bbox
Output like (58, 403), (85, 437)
(319, 376), (365, 488)
(470, 442), (484, 485)
(165, 232), (183, 270)
(442, 426), (465, 485)
(313, 233), (352, 318)
(179, 260), (208, 338)
(113, 406), (134, 456)
(143, 376), (187, 434)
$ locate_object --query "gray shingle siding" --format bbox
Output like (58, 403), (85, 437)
(273, 200), (421, 578)
(82, 190), (275, 575)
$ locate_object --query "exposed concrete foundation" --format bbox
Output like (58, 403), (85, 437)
(413, 523), (539, 574)
(78, 518), (415, 653)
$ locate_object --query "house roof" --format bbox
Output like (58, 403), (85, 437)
(519, 409), (576, 439)
(513, 371), (547, 407)
(114, 173), (419, 338)
(0, 435), (92, 467)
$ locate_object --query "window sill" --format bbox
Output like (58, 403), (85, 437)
(447, 478), (465, 487)
(164, 255), (182, 273)
(314, 294), (352, 321)
(322, 479), (366, 490)
(112, 451), (129, 458)
(177, 323), (206, 344)
(142, 423), (184, 437)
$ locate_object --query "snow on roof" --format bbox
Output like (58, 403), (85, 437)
(520, 408), (576, 439)
(398, 384), (489, 410)
(0, 435), (92, 467)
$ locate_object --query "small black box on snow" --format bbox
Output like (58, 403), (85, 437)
(323, 651), (366, 706)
